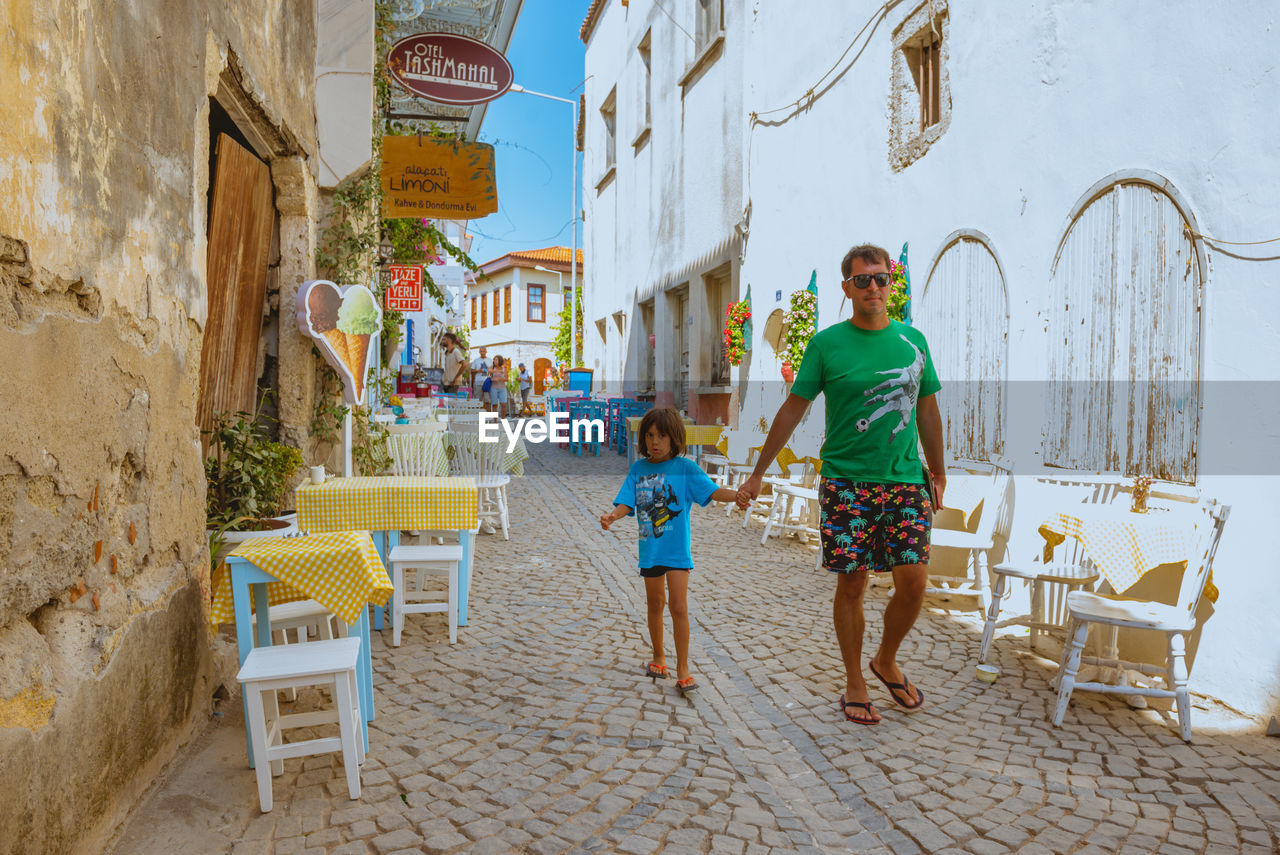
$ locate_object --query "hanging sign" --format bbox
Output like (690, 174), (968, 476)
(386, 32), (514, 105)
(386, 265), (424, 312)
(381, 136), (499, 218)
(297, 280), (383, 406)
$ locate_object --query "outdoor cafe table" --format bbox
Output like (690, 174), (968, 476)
(209, 530), (391, 764)
(295, 476), (480, 624)
(1038, 504), (1214, 601)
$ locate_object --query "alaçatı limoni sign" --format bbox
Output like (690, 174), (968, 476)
(386, 32), (514, 106)
(381, 136), (498, 218)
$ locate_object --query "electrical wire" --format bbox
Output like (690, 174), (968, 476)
(652, 0), (695, 43)
(1185, 225), (1280, 246)
(750, 0), (904, 122)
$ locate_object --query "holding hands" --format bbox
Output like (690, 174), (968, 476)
(735, 475), (761, 510)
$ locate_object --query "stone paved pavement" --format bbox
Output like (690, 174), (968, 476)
(108, 441), (1280, 855)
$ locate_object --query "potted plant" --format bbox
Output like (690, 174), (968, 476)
(205, 407), (304, 567)
(782, 289), (817, 382)
(723, 300), (751, 366)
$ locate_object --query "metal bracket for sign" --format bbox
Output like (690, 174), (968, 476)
(386, 112), (467, 123)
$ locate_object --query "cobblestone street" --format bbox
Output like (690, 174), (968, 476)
(110, 442), (1280, 855)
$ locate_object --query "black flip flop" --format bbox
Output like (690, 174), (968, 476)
(868, 659), (925, 711)
(675, 677), (697, 697)
(645, 662), (670, 680)
(840, 694), (880, 725)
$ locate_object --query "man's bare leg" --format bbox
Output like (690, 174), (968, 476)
(870, 564), (928, 705)
(834, 570), (880, 722)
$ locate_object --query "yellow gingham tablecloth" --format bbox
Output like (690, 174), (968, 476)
(1038, 506), (1215, 601)
(296, 476), (478, 533)
(685, 425), (725, 448)
(209, 531), (391, 626)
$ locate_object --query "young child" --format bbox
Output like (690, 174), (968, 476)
(600, 408), (738, 696)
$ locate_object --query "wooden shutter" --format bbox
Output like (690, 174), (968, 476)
(198, 133), (274, 443)
(917, 234), (1008, 461)
(1044, 181), (1200, 481)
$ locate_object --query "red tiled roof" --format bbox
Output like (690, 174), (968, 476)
(580, 0), (607, 42)
(479, 246), (583, 275)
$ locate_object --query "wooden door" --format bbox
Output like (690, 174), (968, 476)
(533, 357), (551, 394)
(673, 290), (689, 411)
(1044, 181), (1200, 481)
(198, 133), (275, 442)
(917, 234), (1008, 461)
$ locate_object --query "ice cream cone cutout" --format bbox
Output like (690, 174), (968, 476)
(297, 280), (383, 405)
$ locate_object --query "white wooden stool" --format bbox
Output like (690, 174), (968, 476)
(237, 636), (364, 812)
(388, 544), (463, 646)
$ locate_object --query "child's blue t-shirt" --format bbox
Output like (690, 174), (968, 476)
(614, 456), (719, 570)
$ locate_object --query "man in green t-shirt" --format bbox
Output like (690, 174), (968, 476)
(737, 244), (946, 726)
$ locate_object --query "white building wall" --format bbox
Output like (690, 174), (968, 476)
(583, 0), (745, 412)
(584, 0), (1280, 718)
(314, 0), (373, 188)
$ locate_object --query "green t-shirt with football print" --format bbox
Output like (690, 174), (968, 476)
(790, 319), (941, 483)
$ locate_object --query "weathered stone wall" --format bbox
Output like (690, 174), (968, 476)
(0, 3), (320, 853)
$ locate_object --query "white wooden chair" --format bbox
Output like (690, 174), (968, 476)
(254, 599), (345, 701)
(979, 474), (1123, 662)
(723, 439), (788, 526)
(237, 637), (364, 812)
(388, 543), (463, 645)
(760, 456), (822, 545)
(1052, 500), (1230, 742)
(386, 430), (447, 478)
(916, 457), (1012, 612)
(446, 430), (510, 539)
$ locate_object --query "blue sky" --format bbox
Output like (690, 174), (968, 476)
(468, 0), (591, 266)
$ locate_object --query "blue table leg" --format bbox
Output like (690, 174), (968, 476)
(458, 528), (474, 626)
(349, 605), (373, 739)
(228, 557), (373, 765)
(371, 530), (398, 631)
(229, 558), (278, 770)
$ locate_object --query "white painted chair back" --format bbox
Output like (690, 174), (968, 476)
(386, 433), (446, 477)
(387, 421), (444, 434)
(1175, 500), (1230, 618)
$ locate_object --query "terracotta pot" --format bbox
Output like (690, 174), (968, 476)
(781, 362), (795, 383)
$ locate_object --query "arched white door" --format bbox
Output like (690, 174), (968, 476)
(1044, 176), (1201, 482)
(916, 233), (1009, 461)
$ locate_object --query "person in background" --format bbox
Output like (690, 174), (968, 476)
(441, 332), (467, 394)
(517, 363), (533, 416)
(470, 345), (490, 403)
(489, 355), (509, 418)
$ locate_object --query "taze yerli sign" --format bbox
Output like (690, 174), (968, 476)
(385, 265), (423, 312)
(381, 136), (498, 218)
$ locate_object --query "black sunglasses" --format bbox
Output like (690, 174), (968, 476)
(843, 272), (892, 289)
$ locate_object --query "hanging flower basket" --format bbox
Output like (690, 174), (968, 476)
(782, 289), (818, 370)
(887, 260), (911, 322)
(722, 300), (751, 366)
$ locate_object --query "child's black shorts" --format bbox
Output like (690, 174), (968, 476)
(639, 565), (691, 578)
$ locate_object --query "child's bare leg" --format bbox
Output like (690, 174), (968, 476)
(644, 576), (667, 669)
(666, 571), (691, 680)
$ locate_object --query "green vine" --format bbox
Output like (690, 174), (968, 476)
(311, 358), (349, 443)
(311, 0), (485, 456)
